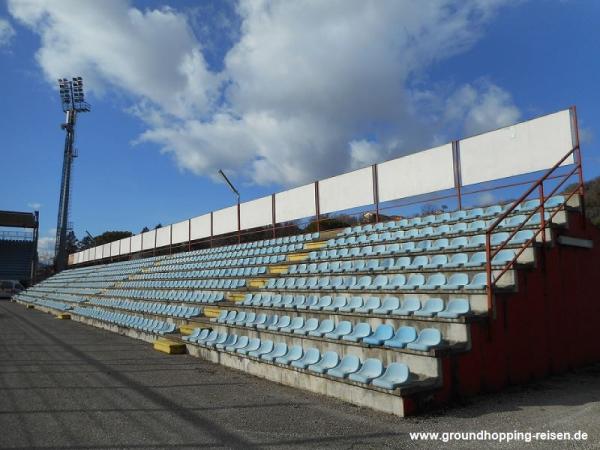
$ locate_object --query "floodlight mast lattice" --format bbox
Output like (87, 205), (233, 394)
(54, 77), (91, 272)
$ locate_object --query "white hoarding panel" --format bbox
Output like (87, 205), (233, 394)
(119, 237), (131, 255)
(240, 196), (272, 230)
(378, 144), (455, 202)
(172, 220), (190, 244)
(213, 206), (238, 235)
(190, 214), (211, 240)
(68, 254), (74, 265)
(110, 240), (120, 257)
(95, 246), (103, 260)
(142, 230), (156, 250)
(275, 183), (316, 223)
(130, 234), (142, 253)
(460, 109), (575, 186)
(156, 225), (171, 248)
(319, 167), (373, 214)
(102, 243), (111, 258)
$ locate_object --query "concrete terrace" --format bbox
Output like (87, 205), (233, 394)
(0, 300), (599, 449)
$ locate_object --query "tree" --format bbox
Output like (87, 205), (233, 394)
(563, 176), (600, 228)
(78, 231), (133, 250)
(141, 226), (150, 233)
(66, 230), (79, 255)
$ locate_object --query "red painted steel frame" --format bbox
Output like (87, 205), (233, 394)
(484, 107), (584, 312)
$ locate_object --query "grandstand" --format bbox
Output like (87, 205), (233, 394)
(12, 107), (600, 416)
(0, 210), (39, 286)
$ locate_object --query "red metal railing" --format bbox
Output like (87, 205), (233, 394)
(484, 144), (585, 312)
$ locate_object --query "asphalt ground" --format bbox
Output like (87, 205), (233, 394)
(0, 300), (598, 449)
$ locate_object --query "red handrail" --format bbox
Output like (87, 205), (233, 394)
(484, 145), (584, 311)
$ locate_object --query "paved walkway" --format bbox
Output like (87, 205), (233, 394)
(0, 301), (598, 449)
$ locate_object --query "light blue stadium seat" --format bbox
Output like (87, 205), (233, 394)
(268, 315), (291, 331)
(354, 296), (380, 313)
(465, 273), (487, 290)
(280, 295), (295, 308)
(308, 319), (335, 337)
(232, 311), (247, 325)
(392, 257), (410, 270)
(372, 296), (400, 314)
(249, 340), (274, 358)
(257, 315), (278, 330)
(342, 322), (372, 342)
(383, 326), (417, 348)
(327, 354), (361, 379)
(205, 332), (228, 348)
(399, 273), (425, 290)
(213, 310), (229, 323)
(516, 198), (540, 211)
(372, 363), (410, 390)
(407, 328), (442, 351)
(348, 358), (384, 384)
(492, 249), (516, 265)
(298, 295), (319, 310)
(510, 229), (534, 245)
(288, 295), (306, 309)
(324, 321), (352, 340)
(293, 317), (319, 335)
(381, 274), (406, 290)
(424, 254), (448, 269)
(310, 295), (332, 310)
(448, 236), (468, 250)
(308, 351), (340, 374)
(183, 328), (204, 342)
(377, 258), (395, 271)
(275, 345), (303, 365)
(225, 335), (248, 352)
(391, 296), (421, 316)
(261, 342), (288, 362)
(248, 313), (267, 328)
(362, 324), (395, 345)
(437, 298), (470, 318)
(420, 273), (446, 290)
(414, 298), (444, 317)
(291, 348), (321, 369)
(465, 252), (486, 267)
(323, 296), (347, 311)
(407, 255), (428, 270)
(441, 273), (469, 290)
(270, 295), (283, 307)
(216, 334), (238, 350)
(281, 317), (304, 333)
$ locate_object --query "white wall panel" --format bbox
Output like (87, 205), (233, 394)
(119, 237), (131, 255)
(213, 206), (238, 234)
(156, 225), (171, 248)
(460, 109), (575, 186)
(130, 234), (142, 253)
(81, 250), (87, 262)
(378, 144), (455, 202)
(172, 220), (190, 244)
(275, 183), (316, 223)
(319, 167), (374, 214)
(94, 246), (103, 260)
(142, 230), (156, 250)
(190, 214), (211, 240)
(102, 243), (111, 258)
(240, 196), (272, 230)
(110, 240), (120, 257)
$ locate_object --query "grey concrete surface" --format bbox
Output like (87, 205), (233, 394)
(0, 300), (598, 449)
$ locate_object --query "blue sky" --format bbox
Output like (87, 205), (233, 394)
(0, 0), (599, 261)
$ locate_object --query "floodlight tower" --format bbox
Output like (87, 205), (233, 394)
(54, 77), (90, 272)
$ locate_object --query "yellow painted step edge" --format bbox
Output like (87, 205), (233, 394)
(154, 338), (186, 354)
(56, 313), (71, 320)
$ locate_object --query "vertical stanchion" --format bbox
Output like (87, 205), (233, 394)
(271, 194), (276, 238)
(539, 184), (546, 244)
(372, 164), (380, 223)
(452, 140), (463, 210)
(314, 181), (321, 232)
(485, 232), (493, 312)
(237, 201), (241, 244)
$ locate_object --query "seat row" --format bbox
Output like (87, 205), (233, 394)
(162, 243), (306, 264)
(150, 255), (286, 272)
(120, 278), (247, 289)
(103, 289), (225, 303)
(15, 295), (72, 312)
(240, 293), (469, 318)
(184, 329), (412, 390)
(290, 250), (515, 275)
(309, 230), (534, 261)
(264, 272), (487, 291)
(72, 307), (177, 334)
(212, 310), (443, 351)
(132, 266), (267, 280)
(88, 298), (202, 318)
(338, 196), (563, 237)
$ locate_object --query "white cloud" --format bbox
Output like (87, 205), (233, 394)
(0, 18), (15, 48)
(10, 0), (521, 187)
(27, 202), (42, 210)
(37, 233), (55, 264)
